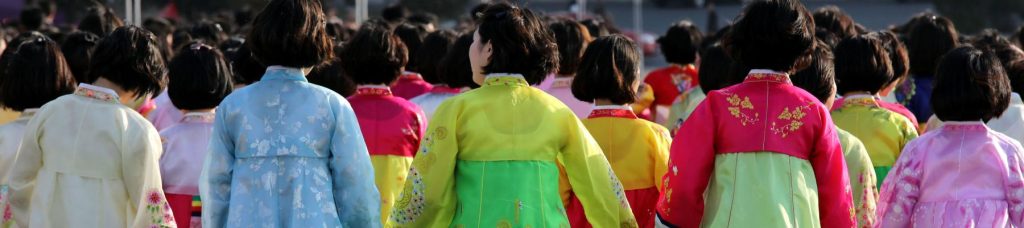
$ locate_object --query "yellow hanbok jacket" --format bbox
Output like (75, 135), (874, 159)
(387, 74), (636, 228)
(831, 95), (918, 186)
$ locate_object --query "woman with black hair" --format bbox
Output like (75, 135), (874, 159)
(388, 2), (636, 227)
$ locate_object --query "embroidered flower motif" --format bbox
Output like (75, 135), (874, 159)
(74, 86), (119, 103)
(770, 103), (812, 138)
(143, 189), (174, 228)
(390, 168), (426, 224)
(606, 166), (629, 208)
(148, 191), (163, 205)
(723, 93), (759, 126)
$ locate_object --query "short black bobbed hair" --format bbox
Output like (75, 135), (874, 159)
(415, 30), (458, 85)
(723, 0), (815, 73)
(341, 19), (408, 85)
(697, 43), (747, 94)
(1007, 60), (1024, 95)
(834, 34), (893, 95)
(439, 32), (477, 89)
(792, 40), (836, 103)
(580, 18), (611, 38)
(60, 31), (101, 84)
(228, 44), (266, 85)
(550, 19), (592, 76)
(0, 34), (76, 111)
(87, 25), (167, 97)
(572, 34), (640, 105)
(871, 31), (909, 87)
(932, 46), (1011, 122)
(394, 23), (429, 70)
(907, 15), (958, 77)
(476, 2), (559, 85)
(247, 0), (334, 68)
(812, 6), (857, 40)
(657, 20), (702, 65)
(167, 42), (233, 111)
(308, 54), (356, 97)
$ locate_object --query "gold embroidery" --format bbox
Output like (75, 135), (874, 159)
(434, 127), (448, 140)
(770, 103), (813, 138)
(724, 93), (759, 126)
(497, 220), (512, 228)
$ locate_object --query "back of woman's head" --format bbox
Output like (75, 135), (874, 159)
(78, 6), (123, 37)
(342, 19), (408, 85)
(723, 0), (815, 73)
(907, 15), (958, 77)
(834, 34), (894, 95)
(870, 31), (909, 87)
(60, 31), (100, 83)
(0, 34), (76, 111)
(415, 30), (458, 85)
(87, 26), (168, 97)
(190, 21), (228, 47)
(308, 52), (356, 97)
(247, 0), (333, 68)
(550, 19), (592, 76)
(167, 42), (233, 111)
(571, 35), (640, 105)
(698, 43), (743, 93)
(476, 2), (559, 85)
(812, 6), (857, 40)
(658, 20), (702, 65)
(932, 46), (1010, 122)
(792, 40), (836, 103)
(439, 32), (477, 89)
(580, 18), (610, 38)
(228, 44), (266, 85)
(395, 23), (429, 70)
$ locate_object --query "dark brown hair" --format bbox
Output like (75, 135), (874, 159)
(476, 2), (559, 85)
(439, 32), (477, 88)
(341, 19), (408, 85)
(61, 31), (100, 84)
(86, 26), (168, 97)
(550, 19), (592, 76)
(247, 0), (334, 68)
(871, 31), (909, 87)
(415, 30), (458, 85)
(792, 40), (836, 103)
(834, 34), (893, 94)
(907, 15), (958, 77)
(812, 6), (857, 40)
(933, 46), (1011, 122)
(167, 42), (234, 110)
(572, 35), (640, 104)
(723, 0), (815, 73)
(0, 34), (76, 111)
(658, 21), (702, 65)
(698, 43), (747, 94)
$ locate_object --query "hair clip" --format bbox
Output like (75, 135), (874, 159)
(190, 43), (212, 51)
(35, 37), (47, 43)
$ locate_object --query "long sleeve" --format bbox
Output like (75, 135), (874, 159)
(1004, 141), (1024, 227)
(388, 100), (461, 227)
(200, 109), (235, 228)
(875, 143), (922, 227)
(809, 108), (856, 228)
(121, 118), (176, 227)
(560, 115), (637, 227)
(329, 99), (382, 227)
(651, 126), (672, 191)
(7, 116), (43, 226)
(656, 99), (716, 227)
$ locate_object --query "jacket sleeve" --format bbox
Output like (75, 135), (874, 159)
(121, 116), (176, 227)
(875, 141), (923, 227)
(200, 108), (235, 228)
(330, 98), (383, 227)
(656, 96), (716, 228)
(388, 99), (461, 227)
(809, 106), (855, 228)
(560, 113), (637, 227)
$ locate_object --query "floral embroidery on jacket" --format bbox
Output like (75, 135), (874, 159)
(145, 189), (175, 228)
(724, 93), (759, 126)
(770, 104), (812, 138)
(390, 167), (425, 224)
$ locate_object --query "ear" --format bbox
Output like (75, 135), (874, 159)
(483, 41), (493, 56)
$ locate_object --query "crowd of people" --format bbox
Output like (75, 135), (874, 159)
(0, 0), (1022, 227)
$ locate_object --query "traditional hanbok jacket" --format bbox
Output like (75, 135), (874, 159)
(831, 95), (919, 186)
(924, 92), (1024, 142)
(537, 75), (591, 118)
(409, 85), (462, 122)
(0, 109), (35, 228)
(566, 105), (671, 228)
(160, 111), (215, 228)
(896, 76), (934, 124)
(665, 87), (705, 133)
(876, 121), (1024, 227)
(387, 74), (636, 228)
(200, 66), (381, 227)
(834, 96), (919, 133)
(347, 85), (426, 223)
(643, 64), (699, 126)
(7, 83), (175, 228)
(391, 72), (434, 100)
(148, 91), (184, 132)
(657, 70), (855, 228)
(836, 127), (878, 228)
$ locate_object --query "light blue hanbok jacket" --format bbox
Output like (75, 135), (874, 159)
(200, 66), (381, 228)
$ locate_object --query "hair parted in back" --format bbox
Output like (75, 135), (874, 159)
(415, 30), (458, 85)
(87, 26), (167, 97)
(550, 19), (592, 76)
(792, 40), (837, 103)
(834, 34), (894, 95)
(572, 34), (640, 105)
(723, 0), (816, 73)
(0, 33), (76, 111)
(341, 19), (408, 85)
(247, 0), (334, 68)
(439, 32), (477, 89)
(476, 2), (559, 85)
(167, 41), (234, 111)
(907, 15), (958, 77)
(657, 20), (702, 65)
(932, 45), (1011, 122)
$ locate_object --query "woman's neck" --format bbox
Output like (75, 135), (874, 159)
(91, 78), (138, 104)
(594, 99), (621, 106)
